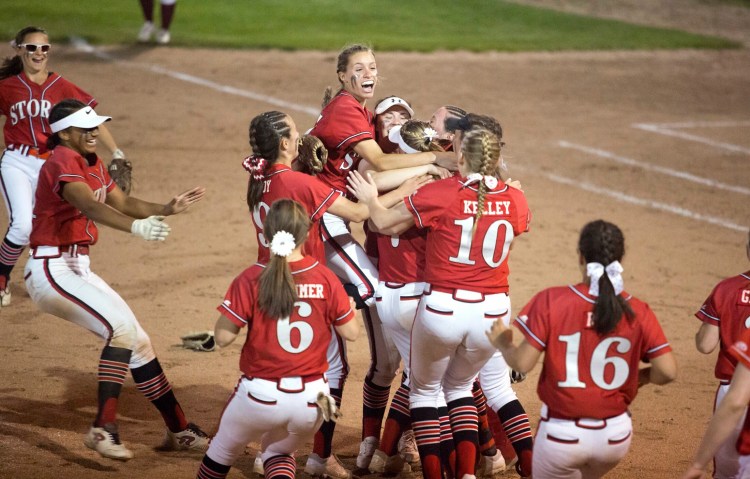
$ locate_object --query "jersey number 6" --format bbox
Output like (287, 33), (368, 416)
(277, 301), (314, 354)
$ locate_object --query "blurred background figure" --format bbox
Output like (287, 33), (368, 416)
(137, 0), (177, 45)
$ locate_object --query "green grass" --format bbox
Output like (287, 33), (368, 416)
(0, 0), (739, 52)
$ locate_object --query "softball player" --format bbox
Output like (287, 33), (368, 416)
(488, 219), (677, 479)
(693, 229), (750, 478)
(684, 322), (750, 479)
(197, 199), (359, 479)
(348, 126), (530, 479)
(0, 26), (126, 307)
(24, 99), (207, 460)
(309, 44), (454, 469)
(137, 0), (177, 44)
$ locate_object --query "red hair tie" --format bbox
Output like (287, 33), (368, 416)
(242, 155), (267, 181)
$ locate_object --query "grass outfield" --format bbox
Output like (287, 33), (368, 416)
(0, 0), (740, 51)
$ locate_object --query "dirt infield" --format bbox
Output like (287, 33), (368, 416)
(1, 29), (749, 479)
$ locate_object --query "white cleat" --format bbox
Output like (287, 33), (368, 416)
(477, 450), (506, 477)
(356, 436), (378, 469)
(159, 422), (210, 452)
(84, 423), (134, 461)
(398, 429), (419, 464)
(138, 22), (154, 42)
(0, 287), (10, 307)
(304, 453), (352, 479)
(253, 454), (265, 476)
(369, 449), (411, 475)
(155, 28), (171, 45)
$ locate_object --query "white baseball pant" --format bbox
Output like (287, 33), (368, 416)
(0, 149), (46, 246)
(533, 404), (632, 479)
(207, 376), (327, 466)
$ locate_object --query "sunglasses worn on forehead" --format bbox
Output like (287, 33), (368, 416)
(19, 43), (50, 53)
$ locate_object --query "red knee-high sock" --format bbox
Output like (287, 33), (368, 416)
(448, 397), (479, 479)
(95, 346), (132, 427)
(160, 2), (176, 30)
(264, 454), (296, 479)
(131, 358), (187, 432)
(313, 387), (342, 458)
(439, 406), (455, 479)
(497, 400), (533, 477)
(139, 0), (154, 22)
(380, 382), (411, 455)
(0, 238), (24, 278)
(487, 406), (516, 463)
(362, 376), (390, 439)
(197, 454), (230, 479)
(472, 382), (497, 456)
(411, 406), (443, 479)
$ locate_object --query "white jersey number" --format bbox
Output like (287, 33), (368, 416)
(449, 217), (514, 268)
(252, 202), (270, 248)
(557, 332), (632, 390)
(277, 301), (314, 354)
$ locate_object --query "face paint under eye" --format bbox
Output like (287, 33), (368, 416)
(350, 74), (359, 85)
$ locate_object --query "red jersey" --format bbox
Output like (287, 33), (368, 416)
(728, 328), (750, 455)
(405, 176), (530, 293)
(218, 256), (355, 379)
(251, 163), (340, 264)
(696, 272), (750, 380)
(30, 146), (115, 247)
(0, 72), (95, 152)
(376, 226), (427, 284)
(309, 91), (375, 194)
(514, 283), (672, 419)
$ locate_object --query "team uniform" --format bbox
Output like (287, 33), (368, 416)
(514, 284), (672, 478)
(0, 71), (95, 289)
(405, 175), (529, 479)
(696, 271), (750, 479)
(200, 257), (355, 477)
(727, 328), (750, 477)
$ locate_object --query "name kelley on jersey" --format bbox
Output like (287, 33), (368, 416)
(463, 200), (511, 216)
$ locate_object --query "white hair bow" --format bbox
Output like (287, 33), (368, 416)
(465, 173), (498, 190)
(586, 261), (624, 297)
(270, 231), (295, 257)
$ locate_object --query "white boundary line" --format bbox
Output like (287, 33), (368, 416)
(632, 122), (750, 155)
(512, 165), (748, 233)
(69, 37), (320, 117)
(71, 38), (747, 233)
(558, 140), (750, 196)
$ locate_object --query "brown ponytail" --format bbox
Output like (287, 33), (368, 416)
(246, 111), (291, 212)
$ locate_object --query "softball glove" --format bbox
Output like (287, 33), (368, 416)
(296, 135), (328, 175)
(180, 331), (216, 352)
(108, 157), (133, 195)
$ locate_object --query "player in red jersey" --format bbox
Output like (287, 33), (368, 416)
(693, 230), (750, 478)
(348, 126), (529, 479)
(684, 314), (750, 479)
(196, 199), (359, 479)
(488, 219), (678, 479)
(24, 99), (207, 461)
(310, 44), (454, 469)
(0, 26), (127, 306)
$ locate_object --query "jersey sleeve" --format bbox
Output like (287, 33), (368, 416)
(314, 98), (374, 153)
(59, 76), (97, 108)
(217, 274), (255, 328)
(695, 286), (721, 325)
(303, 177), (342, 222)
(513, 290), (551, 351)
(508, 186), (531, 236)
(405, 180), (450, 229)
(638, 303), (672, 360)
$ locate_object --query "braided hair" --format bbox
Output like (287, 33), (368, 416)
(258, 199), (311, 319)
(246, 111), (291, 211)
(321, 43), (373, 108)
(0, 26), (47, 80)
(398, 120), (444, 153)
(460, 128), (501, 236)
(578, 220), (635, 335)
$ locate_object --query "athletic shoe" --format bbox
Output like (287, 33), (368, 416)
(356, 436), (378, 469)
(159, 422), (210, 451)
(0, 287), (10, 307)
(253, 454), (265, 476)
(477, 450), (506, 477)
(155, 29), (171, 45)
(369, 449), (411, 475)
(137, 22), (154, 42)
(84, 423), (134, 461)
(304, 453), (352, 479)
(397, 429), (419, 464)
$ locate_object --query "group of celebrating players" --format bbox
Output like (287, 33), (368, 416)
(1, 25), (749, 479)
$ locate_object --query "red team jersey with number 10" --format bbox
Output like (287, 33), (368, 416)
(695, 272), (750, 381)
(405, 176), (530, 293)
(218, 256), (355, 380)
(309, 91), (375, 195)
(514, 283), (672, 419)
(30, 146), (116, 247)
(0, 72), (95, 151)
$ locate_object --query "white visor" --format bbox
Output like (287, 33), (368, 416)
(388, 125), (420, 155)
(50, 106), (111, 133)
(374, 97), (414, 117)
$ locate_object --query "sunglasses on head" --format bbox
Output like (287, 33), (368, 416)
(19, 43), (50, 53)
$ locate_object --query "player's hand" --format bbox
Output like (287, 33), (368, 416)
(396, 174), (433, 198)
(486, 317), (513, 350)
(435, 151), (458, 171)
(506, 177), (523, 191)
(346, 171), (379, 204)
(163, 186), (206, 215)
(131, 215), (171, 241)
(428, 164), (453, 180)
(680, 465), (707, 479)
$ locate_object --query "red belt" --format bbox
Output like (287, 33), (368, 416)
(544, 409), (630, 429)
(426, 284), (508, 303)
(7, 144), (51, 159)
(32, 244), (90, 258)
